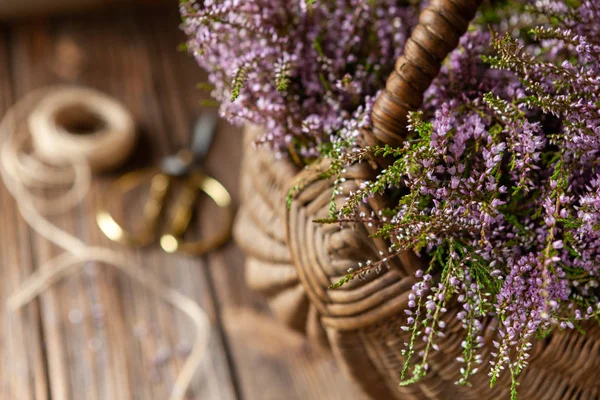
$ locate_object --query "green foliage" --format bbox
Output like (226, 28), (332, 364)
(275, 59), (291, 92)
(196, 82), (215, 91)
(231, 65), (249, 101)
(328, 273), (354, 289)
(286, 181), (305, 209)
(199, 99), (221, 107)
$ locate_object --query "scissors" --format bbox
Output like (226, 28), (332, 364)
(96, 113), (234, 255)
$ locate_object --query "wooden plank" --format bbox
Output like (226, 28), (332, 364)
(0, 0), (168, 21)
(126, 9), (239, 399)
(9, 18), (115, 400)
(5, 7), (236, 399)
(0, 24), (50, 400)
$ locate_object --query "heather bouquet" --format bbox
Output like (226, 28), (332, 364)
(179, 0), (418, 158)
(181, 0), (600, 398)
(326, 0), (600, 397)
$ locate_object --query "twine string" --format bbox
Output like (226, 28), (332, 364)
(0, 87), (211, 400)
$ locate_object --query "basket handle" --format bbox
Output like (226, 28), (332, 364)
(365, 0), (483, 147)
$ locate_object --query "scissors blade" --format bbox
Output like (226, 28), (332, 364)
(190, 112), (218, 163)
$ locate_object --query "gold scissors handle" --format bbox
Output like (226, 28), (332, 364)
(160, 170), (233, 254)
(97, 168), (168, 247)
(96, 168), (233, 255)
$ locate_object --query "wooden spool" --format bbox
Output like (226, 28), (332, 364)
(234, 0), (600, 398)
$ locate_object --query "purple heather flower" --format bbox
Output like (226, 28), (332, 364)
(181, 0), (418, 157)
(184, 0), (600, 391)
(355, 0), (600, 388)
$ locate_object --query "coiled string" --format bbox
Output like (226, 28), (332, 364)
(0, 87), (210, 400)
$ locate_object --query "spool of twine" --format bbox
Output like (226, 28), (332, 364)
(29, 86), (136, 172)
(0, 86), (210, 400)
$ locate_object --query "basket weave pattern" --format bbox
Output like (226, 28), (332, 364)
(233, 0), (600, 398)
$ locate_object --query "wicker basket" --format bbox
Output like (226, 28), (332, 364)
(234, 1), (600, 399)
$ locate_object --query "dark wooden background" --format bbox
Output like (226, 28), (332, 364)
(0, 4), (368, 399)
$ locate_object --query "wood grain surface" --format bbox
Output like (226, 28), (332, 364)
(0, 0), (168, 20)
(0, 5), (367, 400)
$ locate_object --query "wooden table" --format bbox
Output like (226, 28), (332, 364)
(0, 5), (368, 399)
